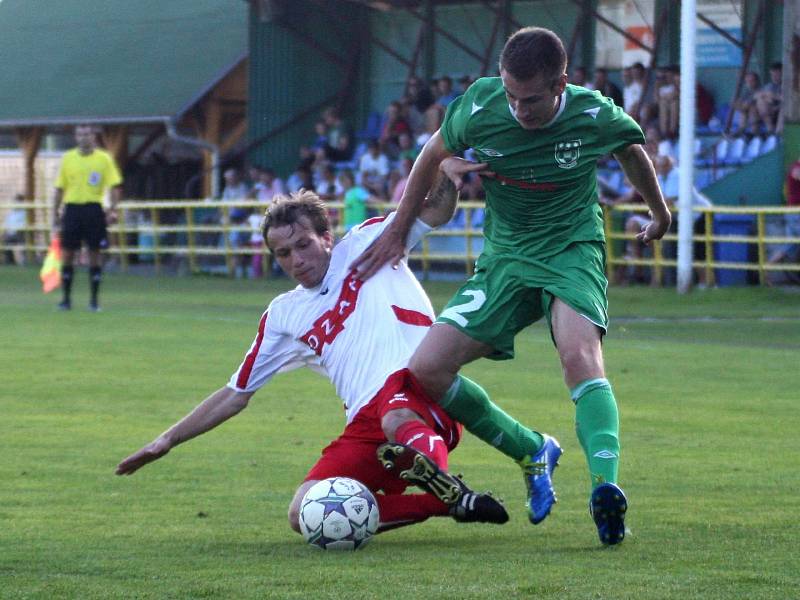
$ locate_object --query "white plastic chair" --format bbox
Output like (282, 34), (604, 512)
(761, 135), (778, 155)
(742, 137), (762, 163)
(724, 137), (746, 166)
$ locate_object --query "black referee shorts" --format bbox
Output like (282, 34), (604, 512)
(61, 203), (108, 251)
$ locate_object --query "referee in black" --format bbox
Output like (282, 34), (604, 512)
(52, 124), (123, 311)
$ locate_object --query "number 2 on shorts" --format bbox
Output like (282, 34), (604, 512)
(439, 290), (486, 327)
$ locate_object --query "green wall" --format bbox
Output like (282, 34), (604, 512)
(247, 0), (369, 177)
(704, 147), (784, 206)
(247, 0), (787, 178)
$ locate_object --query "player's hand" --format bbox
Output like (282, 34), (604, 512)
(636, 209), (671, 245)
(439, 157), (494, 190)
(350, 222), (407, 281)
(105, 207), (119, 225)
(115, 437), (171, 475)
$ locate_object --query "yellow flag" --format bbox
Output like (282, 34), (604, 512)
(40, 237), (62, 293)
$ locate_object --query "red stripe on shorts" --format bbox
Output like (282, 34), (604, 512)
(391, 305), (433, 327)
(236, 311), (268, 389)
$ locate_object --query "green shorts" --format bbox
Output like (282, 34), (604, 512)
(437, 241), (608, 360)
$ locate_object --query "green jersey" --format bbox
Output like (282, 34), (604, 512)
(440, 78), (644, 258)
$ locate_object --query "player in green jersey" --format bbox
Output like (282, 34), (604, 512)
(353, 27), (670, 545)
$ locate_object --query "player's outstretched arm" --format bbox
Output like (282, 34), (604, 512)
(419, 170), (459, 228)
(351, 130), (452, 279)
(614, 144), (671, 244)
(115, 387), (253, 475)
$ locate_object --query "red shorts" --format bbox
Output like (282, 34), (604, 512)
(304, 369), (462, 494)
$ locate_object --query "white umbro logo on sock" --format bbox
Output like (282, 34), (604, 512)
(593, 450), (617, 459)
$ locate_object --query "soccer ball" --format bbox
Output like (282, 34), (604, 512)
(298, 477), (380, 550)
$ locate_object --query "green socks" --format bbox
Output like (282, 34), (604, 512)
(439, 375), (544, 462)
(572, 378), (620, 489)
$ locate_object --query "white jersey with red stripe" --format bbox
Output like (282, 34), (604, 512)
(228, 212), (435, 423)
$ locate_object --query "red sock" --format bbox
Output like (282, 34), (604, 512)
(394, 420), (449, 470)
(375, 493), (449, 532)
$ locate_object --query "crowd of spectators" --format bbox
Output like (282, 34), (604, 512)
(215, 62), (784, 282)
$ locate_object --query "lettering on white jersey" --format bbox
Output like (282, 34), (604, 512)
(300, 271), (364, 356)
(321, 318), (335, 336)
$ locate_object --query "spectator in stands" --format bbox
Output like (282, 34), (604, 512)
(253, 167), (286, 203)
(754, 62), (783, 135)
(624, 156), (712, 286)
(695, 80), (715, 130)
(593, 68), (623, 108)
(732, 71), (761, 134)
(570, 66), (590, 88)
(310, 120), (328, 151)
(223, 167), (250, 203)
(643, 125), (672, 160)
(405, 75), (436, 133)
(417, 101), (445, 148)
(458, 74), (475, 94)
(390, 157), (414, 205)
(316, 165), (342, 202)
(3, 193), (27, 265)
(767, 155), (800, 268)
(339, 169), (375, 232)
(286, 164), (315, 194)
(436, 76), (459, 107)
(396, 131), (419, 163)
(358, 140), (390, 195)
(297, 146), (316, 171)
(400, 94), (423, 137)
(623, 62), (646, 123)
(247, 211), (265, 279)
(614, 180), (648, 284)
(379, 100), (411, 157)
(657, 66), (680, 139)
(322, 106), (353, 162)
(221, 167), (251, 278)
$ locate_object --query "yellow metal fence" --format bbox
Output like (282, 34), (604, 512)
(2, 199), (799, 285)
(605, 204), (800, 286)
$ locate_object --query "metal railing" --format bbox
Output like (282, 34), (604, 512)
(604, 204), (800, 286)
(2, 199), (799, 285)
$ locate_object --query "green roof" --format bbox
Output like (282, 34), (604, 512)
(0, 0), (247, 126)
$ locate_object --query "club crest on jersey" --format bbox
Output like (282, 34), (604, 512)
(554, 140), (581, 169)
(477, 147), (504, 157)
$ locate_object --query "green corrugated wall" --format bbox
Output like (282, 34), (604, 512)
(248, 0), (786, 180)
(247, 0), (369, 177)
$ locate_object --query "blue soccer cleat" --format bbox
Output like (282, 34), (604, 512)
(590, 482), (628, 545)
(518, 435), (562, 524)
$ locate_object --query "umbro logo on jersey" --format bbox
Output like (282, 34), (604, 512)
(478, 147), (504, 157)
(555, 139), (581, 169)
(583, 107), (601, 119)
(593, 450), (617, 459)
(471, 101), (484, 115)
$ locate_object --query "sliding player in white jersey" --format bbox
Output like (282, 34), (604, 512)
(116, 174), (508, 534)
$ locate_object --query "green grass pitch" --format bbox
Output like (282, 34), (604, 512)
(1, 266), (799, 599)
